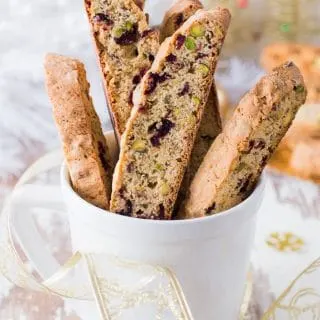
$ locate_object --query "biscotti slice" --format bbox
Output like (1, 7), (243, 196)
(110, 8), (231, 219)
(160, 0), (203, 42)
(180, 62), (307, 218)
(160, 0), (222, 211)
(85, 0), (160, 137)
(45, 53), (113, 210)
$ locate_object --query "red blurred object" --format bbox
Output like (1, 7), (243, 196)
(237, 0), (248, 9)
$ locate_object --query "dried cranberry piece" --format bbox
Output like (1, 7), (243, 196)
(175, 13), (184, 27)
(166, 54), (177, 63)
(158, 204), (165, 219)
(138, 104), (147, 112)
(128, 90), (134, 104)
(132, 75), (141, 85)
(93, 13), (113, 26)
(127, 162), (134, 173)
(196, 52), (208, 60)
(145, 73), (158, 95)
(178, 82), (190, 96)
(238, 174), (253, 193)
(149, 118), (175, 146)
(132, 68), (147, 85)
(98, 141), (109, 171)
(249, 138), (266, 150)
(118, 200), (133, 217)
(260, 155), (269, 167)
(176, 34), (186, 49)
(114, 24), (139, 45)
(148, 121), (158, 133)
(205, 203), (216, 215)
(144, 72), (171, 95)
(141, 29), (153, 38)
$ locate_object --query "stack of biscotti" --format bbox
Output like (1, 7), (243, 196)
(46, 3), (308, 220)
(159, 0), (222, 212)
(261, 43), (320, 103)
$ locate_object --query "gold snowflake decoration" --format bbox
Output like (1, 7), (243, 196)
(266, 232), (305, 252)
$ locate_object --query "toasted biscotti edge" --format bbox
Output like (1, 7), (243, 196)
(44, 53), (113, 210)
(181, 62), (307, 218)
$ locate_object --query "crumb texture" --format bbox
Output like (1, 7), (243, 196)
(85, 0), (160, 136)
(45, 53), (113, 209)
(110, 8), (231, 219)
(160, 0), (222, 214)
(181, 62), (307, 218)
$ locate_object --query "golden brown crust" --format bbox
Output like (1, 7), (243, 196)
(45, 53), (113, 210)
(110, 8), (231, 219)
(181, 62), (307, 218)
(84, 0), (160, 137)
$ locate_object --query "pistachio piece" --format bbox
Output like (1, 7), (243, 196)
(192, 96), (201, 105)
(294, 85), (305, 93)
(155, 163), (164, 171)
(160, 182), (170, 196)
(197, 63), (210, 76)
(173, 108), (181, 117)
(125, 21), (134, 31)
(190, 24), (205, 38)
(132, 140), (147, 152)
(185, 37), (196, 51)
(113, 26), (125, 38)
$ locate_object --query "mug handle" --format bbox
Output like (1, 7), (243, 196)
(9, 131), (119, 283)
(9, 150), (64, 280)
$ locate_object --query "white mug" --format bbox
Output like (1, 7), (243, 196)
(61, 134), (265, 320)
(12, 132), (265, 319)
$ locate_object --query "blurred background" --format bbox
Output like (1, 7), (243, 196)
(0, 0), (320, 319)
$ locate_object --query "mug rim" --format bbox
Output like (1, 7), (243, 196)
(61, 162), (266, 226)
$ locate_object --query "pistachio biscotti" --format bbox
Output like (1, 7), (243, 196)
(45, 54), (113, 210)
(110, 8), (231, 219)
(180, 62), (307, 218)
(160, 0), (222, 210)
(85, 0), (160, 137)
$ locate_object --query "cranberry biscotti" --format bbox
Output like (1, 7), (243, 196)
(85, 0), (160, 137)
(160, 0), (222, 210)
(181, 62), (307, 218)
(110, 8), (231, 219)
(45, 54), (113, 210)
